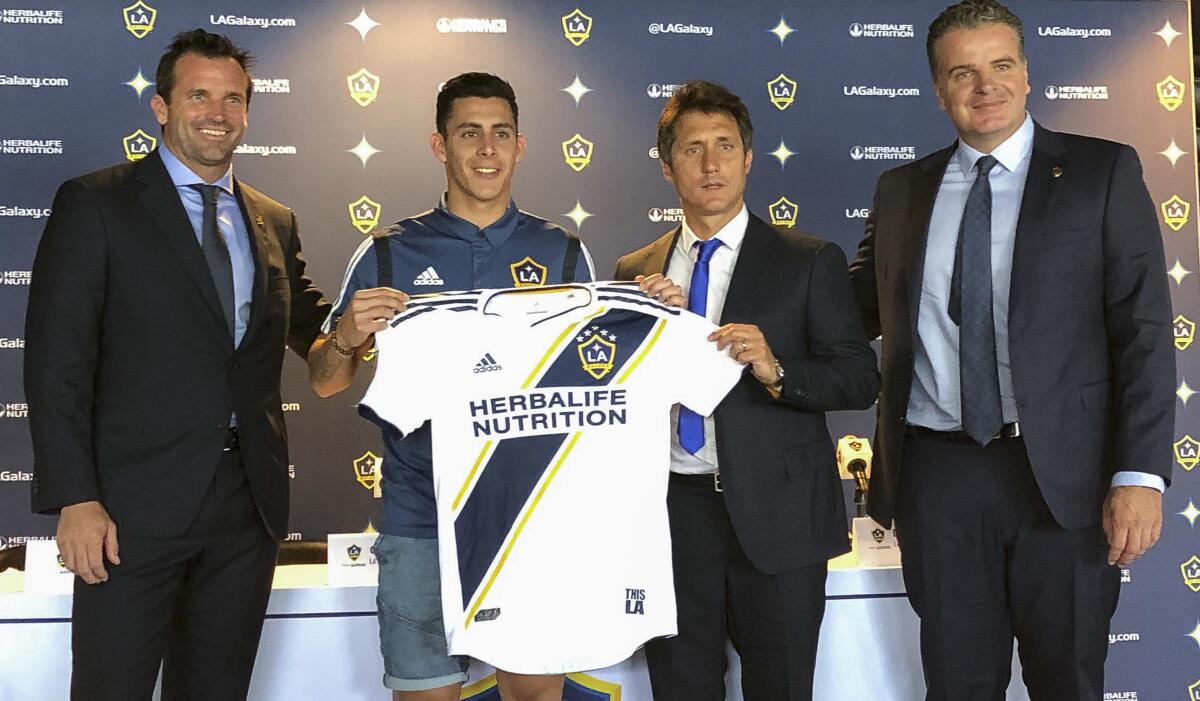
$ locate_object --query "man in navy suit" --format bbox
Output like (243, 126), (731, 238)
(850, 2), (1173, 699)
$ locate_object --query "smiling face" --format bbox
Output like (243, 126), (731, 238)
(150, 52), (249, 182)
(931, 22), (1030, 153)
(432, 96), (525, 215)
(662, 110), (752, 238)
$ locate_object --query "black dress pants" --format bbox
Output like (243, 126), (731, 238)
(896, 430), (1120, 701)
(70, 444), (278, 701)
(646, 473), (828, 701)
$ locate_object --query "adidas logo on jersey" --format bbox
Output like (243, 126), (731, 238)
(473, 353), (502, 373)
(413, 267), (445, 286)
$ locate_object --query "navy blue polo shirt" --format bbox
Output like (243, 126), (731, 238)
(324, 197), (595, 537)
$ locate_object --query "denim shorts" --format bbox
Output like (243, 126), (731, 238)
(372, 533), (469, 691)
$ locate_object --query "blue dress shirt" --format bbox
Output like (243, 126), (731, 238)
(159, 145), (254, 348)
(908, 114), (1162, 492)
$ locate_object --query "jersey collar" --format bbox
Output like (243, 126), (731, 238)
(432, 193), (520, 247)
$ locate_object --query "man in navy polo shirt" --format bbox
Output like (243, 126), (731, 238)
(308, 72), (593, 701)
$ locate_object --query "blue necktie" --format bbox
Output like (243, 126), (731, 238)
(950, 155), (1003, 445)
(678, 238), (724, 454)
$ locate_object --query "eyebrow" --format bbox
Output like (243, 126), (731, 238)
(946, 54), (1018, 75)
(455, 121), (515, 131)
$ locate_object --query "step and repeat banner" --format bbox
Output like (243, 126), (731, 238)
(0, 1), (1197, 698)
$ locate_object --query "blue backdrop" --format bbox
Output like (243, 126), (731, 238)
(0, 2), (1196, 697)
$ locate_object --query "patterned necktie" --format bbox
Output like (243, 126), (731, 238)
(950, 155), (1002, 445)
(677, 238), (724, 454)
(191, 184), (236, 340)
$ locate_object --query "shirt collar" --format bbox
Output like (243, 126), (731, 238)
(678, 203), (749, 255)
(431, 192), (520, 245)
(954, 112), (1034, 176)
(159, 143), (235, 195)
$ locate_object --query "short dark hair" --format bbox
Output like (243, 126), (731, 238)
(656, 80), (752, 168)
(156, 29), (254, 105)
(436, 72), (519, 136)
(927, 0), (1025, 76)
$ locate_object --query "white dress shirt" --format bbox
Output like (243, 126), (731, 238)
(665, 205), (749, 474)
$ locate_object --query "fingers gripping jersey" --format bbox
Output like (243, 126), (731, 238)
(360, 282), (745, 674)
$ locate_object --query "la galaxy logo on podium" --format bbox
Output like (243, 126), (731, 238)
(122, 1), (156, 39)
(346, 68), (381, 107)
(1182, 555), (1200, 592)
(1161, 194), (1191, 232)
(348, 195), (382, 234)
(1174, 436), (1200, 471)
(769, 196), (798, 228)
(462, 672), (620, 701)
(1175, 315), (1196, 350)
(122, 129), (156, 162)
(353, 450), (381, 490)
(346, 544), (362, 562)
(561, 8), (592, 46)
(1156, 75), (1185, 112)
(562, 134), (594, 172)
(767, 73), (797, 110)
(509, 256), (547, 287)
(577, 326), (616, 380)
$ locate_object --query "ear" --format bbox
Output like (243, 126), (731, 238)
(150, 94), (169, 127)
(660, 157), (674, 186)
(430, 131), (447, 164)
(933, 82), (948, 113)
(742, 148), (753, 177)
(514, 133), (526, 163)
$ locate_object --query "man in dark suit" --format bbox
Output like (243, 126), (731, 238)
(849, 2), (1173, 698)
(615, 80), (879, 701)
(24, 29), (329, 700)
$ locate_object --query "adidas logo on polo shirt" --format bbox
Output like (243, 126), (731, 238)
(474, 353), (502, 373)
(413, 266), (445, 286)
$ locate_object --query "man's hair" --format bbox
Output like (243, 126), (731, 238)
(926, 0), (1025, 76)
(436, 72), (519, 136)
(155, 28), (255, 105)
(656, 80), (753, 168)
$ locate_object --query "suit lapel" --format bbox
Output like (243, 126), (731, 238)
(720, 213), (772, 323)
(135, 150), (230, 346)
(1008, 124), (1067, 337)
(902, 145), (954, 342)
(233, 181), (269, 350)
(650, 226), (682, 275)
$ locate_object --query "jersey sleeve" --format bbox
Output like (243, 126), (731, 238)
(661, 309), (745, 416)
(358, 309), (442, 437)
(321, 237), (379, 334)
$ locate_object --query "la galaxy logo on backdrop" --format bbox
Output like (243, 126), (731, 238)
(122, 0), (155, 38)
(767, 74), (796, 110)
(122, 129), (156, 162)
(347, 68), (380, 107)
(348, 195), (381, 234)
(562, 134), (594, 172)
(1174, 315), (1195, 350)
(769, 197), (798, 228)
(561, 8), (592, 46)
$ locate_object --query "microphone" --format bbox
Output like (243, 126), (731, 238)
(836, 436), (873, 517)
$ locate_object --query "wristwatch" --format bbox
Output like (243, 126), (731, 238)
(768, 359), (785, 390)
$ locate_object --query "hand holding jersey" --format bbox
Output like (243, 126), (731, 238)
(360, 282), (745, 674)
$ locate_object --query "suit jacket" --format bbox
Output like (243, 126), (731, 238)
(850, 123), (1174, 529)
(26, 149), (330, 540)
(616, 213), (879, 573)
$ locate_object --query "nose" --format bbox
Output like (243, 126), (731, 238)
(700, 149), (718, 173)
(478, 133), (497, 156)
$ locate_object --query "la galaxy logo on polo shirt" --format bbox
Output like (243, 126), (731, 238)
(577, 326), (616, 380)
(510, 256), (547, 287)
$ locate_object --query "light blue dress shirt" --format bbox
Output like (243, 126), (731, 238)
(159, 144), (254, 348)
(908, 114), (1162, 492)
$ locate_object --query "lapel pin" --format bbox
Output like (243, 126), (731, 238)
(1051, 166), (1063, 178)
(255, 214), (264, 227)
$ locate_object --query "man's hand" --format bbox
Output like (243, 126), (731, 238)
(635, 274), (686, 308)
(57, 501), (120, 584)
(710, 323), (778, 384)
(1102, 485), (1162, 567)
(337, 287), (410, 349)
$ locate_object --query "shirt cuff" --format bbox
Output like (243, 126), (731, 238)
(1110, 471), (1166, 493)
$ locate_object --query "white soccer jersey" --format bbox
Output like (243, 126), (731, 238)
(360, 282), (745, 674)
